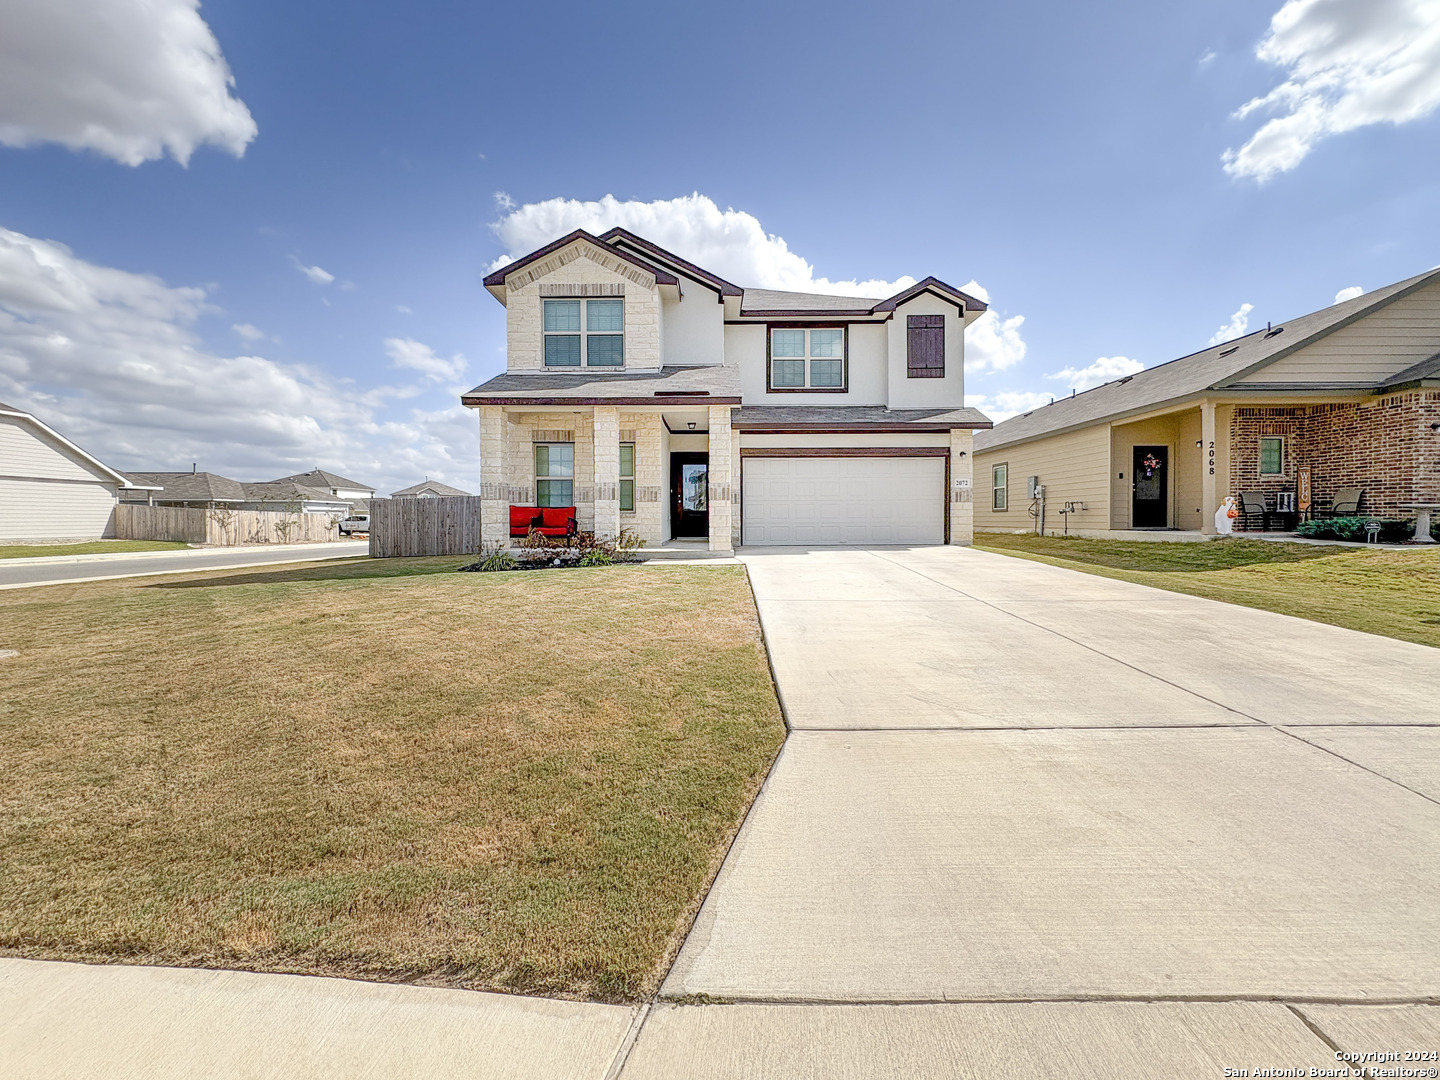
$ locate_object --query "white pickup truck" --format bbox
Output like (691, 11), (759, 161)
(338, 514), (370, 536)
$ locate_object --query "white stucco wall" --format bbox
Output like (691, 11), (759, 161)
(660, 272), (726, 367)
(885, 294), (967, 409)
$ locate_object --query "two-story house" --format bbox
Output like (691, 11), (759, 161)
(462, 229), (992, 552)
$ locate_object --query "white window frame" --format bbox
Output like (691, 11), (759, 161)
(619, 442), (635, 513)
(543, 298), (625, 368)
(535, 442), (575, 506)
(1258, 436), (1285, 476)
(768, 326), (847, 391)
(992, 463), (1008, 511)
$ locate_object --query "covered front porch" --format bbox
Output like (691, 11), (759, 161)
(475, 402), (738, 552)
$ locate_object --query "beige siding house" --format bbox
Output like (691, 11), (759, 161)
(974, 268), (1440, 535)
(463, 229), (992, 551)
(0, 402), (146, 541)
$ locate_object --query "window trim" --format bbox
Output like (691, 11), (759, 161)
(619, 441), (635, 513)
(1258, 436), (1285, 476)
(906, 313), (946, 379)
(765, 323), (849, 393)
(534, 441), (575, 506)
(543, 297), (625, 369)
(991, 462), (1009, 511)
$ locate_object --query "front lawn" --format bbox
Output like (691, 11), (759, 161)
(0, 540), (190, 559)
(975, 533), (1440, 649)
(0, 558), (785, 1000)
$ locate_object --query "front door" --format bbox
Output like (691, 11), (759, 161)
(671, 452), (709, 538)
(1132, 445), (1169, 528)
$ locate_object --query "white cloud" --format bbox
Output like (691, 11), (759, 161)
(1199, 48), (1218, 68)
(1223, 0), (1440, 182)
(231, 322), (265, 341)
(395, 304), (413, 315)
(291, 258), (334, 285)
(384, 337), (467, 383)
(0, 223), (468, 491)
(1334, 284), (1365, 302)
(1047, 356), (1145, 392)
(489, 192), (1030, 371)
(0, 0), (256, 166)
(966, 391), (1054, 422)
(1209, 302), (1254, 344)
(494, 190), (516, 211)
(489, 192), (918, 297)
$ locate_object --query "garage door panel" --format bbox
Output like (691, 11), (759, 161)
(742, 456), (945, 546)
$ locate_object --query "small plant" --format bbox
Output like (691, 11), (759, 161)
(577, 549), (614, 567)
(459, 542), (517, 572)
(1295, 517), (1426, 544)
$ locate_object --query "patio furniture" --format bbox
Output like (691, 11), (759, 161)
(1316, 487), (1364, 518)
(1237, 491), (1271, 531)
(509, 505), (578, 539)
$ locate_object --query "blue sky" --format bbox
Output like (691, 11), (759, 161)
(2, 0), (1439, 492)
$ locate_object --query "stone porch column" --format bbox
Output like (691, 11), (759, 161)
(950, 428), (975, 545)
(708, 404), (734, 553)
(592, 406), (620, 541)
(478, 405), (507, 549)
(1201, 401), (1218, 534)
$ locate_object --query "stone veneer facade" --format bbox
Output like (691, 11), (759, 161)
(1229, 390), (1440, 521)
(503, 251), (662, 371)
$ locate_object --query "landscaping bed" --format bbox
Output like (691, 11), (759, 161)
(975, 533), (1440, 649)
(0, 557), (785, 1001)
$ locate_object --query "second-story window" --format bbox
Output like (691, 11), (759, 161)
(544, 299), (624, 368)
(768, 327), (846, 391)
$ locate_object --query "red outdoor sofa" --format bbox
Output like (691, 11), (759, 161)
(510, 505), (578, 539)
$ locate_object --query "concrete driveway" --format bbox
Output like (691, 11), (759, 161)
(8, 544), (1439, 1079)
(645, 545), (1440, 1075)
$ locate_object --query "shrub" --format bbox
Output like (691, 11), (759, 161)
(459, 543), (517, 572)
(577, 549), (614, 567)
(1295, 517), (1427, 543)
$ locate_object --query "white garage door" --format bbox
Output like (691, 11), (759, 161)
(742, 455), (945, 546)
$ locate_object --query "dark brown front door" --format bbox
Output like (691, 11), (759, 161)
(671, 452), (709, 538)
(1132, 445), (1169, 528)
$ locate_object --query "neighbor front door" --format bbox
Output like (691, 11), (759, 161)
(671, 452), (709, 538)
(1132, 445), (1169, 528)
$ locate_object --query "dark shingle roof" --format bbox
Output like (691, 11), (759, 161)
(391, 480), (473, 497)
(740, 288), (884, 314)
(463, 365), (742, 404)
(125, 471), (247, 502)
(734, 405), (991, 430)
(975, 267), (1440, 453)
(242, 480), (348, 502)
(272, 469), (374, 493)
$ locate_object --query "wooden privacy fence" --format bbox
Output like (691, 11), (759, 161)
(116, 505), (342, 545)
(369, 496), (483, 557)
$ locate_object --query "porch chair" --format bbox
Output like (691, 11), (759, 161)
(1324, 487), (1364, 518)
(1237, 491), (1270, 531)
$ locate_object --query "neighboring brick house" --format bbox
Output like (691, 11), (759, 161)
(973, 267), (1440, 534)
(462, 229), (992, 552)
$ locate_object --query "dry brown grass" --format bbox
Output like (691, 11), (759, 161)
(0, 557), (785, 1001)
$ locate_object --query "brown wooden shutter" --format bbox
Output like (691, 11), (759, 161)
(907, 315), (945, 378)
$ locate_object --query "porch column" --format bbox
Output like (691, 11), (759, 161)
(950, 428), (974, 545)
(593, 406), (620, 541)
(1201, 400), (1218, 534)
(478, 405), (508, 548)
(708, 404), (734, 553)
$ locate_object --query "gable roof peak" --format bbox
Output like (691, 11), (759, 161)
(482, 228), (679, 290)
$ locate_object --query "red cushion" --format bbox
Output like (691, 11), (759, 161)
(540, 508), (576, 529)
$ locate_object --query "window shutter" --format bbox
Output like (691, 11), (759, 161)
(907, 315), (945, 378)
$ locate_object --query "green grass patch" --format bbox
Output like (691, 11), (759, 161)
(0, 540), (190, 559)
(975, 533), (1440, 649)
(0, 558), (785, 1001)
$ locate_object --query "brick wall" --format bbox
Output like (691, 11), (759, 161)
(1228, 391), (1440, 522)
